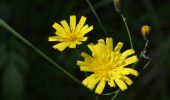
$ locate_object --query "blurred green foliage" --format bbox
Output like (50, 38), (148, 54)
(0, 0), (170, 100)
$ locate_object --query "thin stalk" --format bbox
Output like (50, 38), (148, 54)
(121, 14), (134, 49)
(102, 91), (116, 96)
(140, 60), (151, 73)
(86, 0), (108, 37)
(111, 90), (120, 100)
(0, 19), (82, 85)
(142, 40), (149, 55)
(81, 0), (111, 15)
(96, 95), (99, 100)
(132, 39), (149, 68)
(140, 39), (150, 60)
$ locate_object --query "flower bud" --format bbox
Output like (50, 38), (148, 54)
(113, 0), (121, 13)
(141, 25), (150, 39)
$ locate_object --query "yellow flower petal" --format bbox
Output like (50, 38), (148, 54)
(95, 80), (106, 94)
(81, 52), (93, 60)
(52, 22), (66, 34)
(52, 42), (69, 51)
(115, 79), (127, 91)
(68, 42), (76, 48)
(80, 24), (89, 32)
(75, 16), (86, 33)
(97, 39), (105, 44)
(54, 31), (69, 38)
(48, 36), (66, 42)
(78, 25), (93, 37)
(70, 15), (76, 31)
(60, 20), (70, 33)
(121, 76), (133, 85)
(75, 41), (82, 45)
(82, 74), (95, 86)
(87, 77), (100, 90)
(114, 42), (123, 54)
(122, 68), (139, 76)
(120, 49), (135, 60)
(48, 36), (58, 41)
(81, 37), (88, 41)
(82, 25), (93, 34)
(108, 80), (116, 87)
(78, 61), (96, 72)
(77, 61), (89, 66)
(78, 25), (89, 37)
(87, 43), (97, 57)
(94, 43), (107, 57)
(80, 66), (96, 72)
(123, 56), (138, 67)
(106, 37), (113, 51)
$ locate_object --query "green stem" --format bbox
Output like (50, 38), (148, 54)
(96, 95), (99, 100)
(102, 91), (116, 96)
(0, 19), (82, 85)
(140, 59), (151, 73)
(142, 40), (149, 55)
(111, 90), (120, 100)
(121, 14), (134, 49)
(86, 0), (108, 37)
(132, 39), (149, 68)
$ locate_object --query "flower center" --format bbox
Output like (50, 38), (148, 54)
(100, 61), (122, 81)
(69, 32), (77, 41)
(70, 35), (77, 41)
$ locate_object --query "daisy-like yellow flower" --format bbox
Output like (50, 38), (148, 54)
(48, 15), (93, 51)
(77, 37), (139, 94)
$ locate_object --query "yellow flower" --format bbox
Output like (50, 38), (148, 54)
(48, 15), (93, 51)
(77, 37), (139, 94)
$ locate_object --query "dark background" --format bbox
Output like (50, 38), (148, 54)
(0, 0), (170, 100)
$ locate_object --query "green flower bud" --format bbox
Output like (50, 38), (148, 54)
(113, 0), (121, 13)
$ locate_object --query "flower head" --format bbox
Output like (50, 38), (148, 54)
(48, 15), (93, 51)
(77, 37), (139, 94)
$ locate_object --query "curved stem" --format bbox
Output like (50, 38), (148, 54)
(121, 14), (134, 49)
(111, 90), (120, 100)
(0, 19), (82, 85)
(132, 39), (149, 68)
(86, 0), (108, 37)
